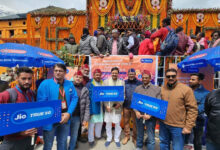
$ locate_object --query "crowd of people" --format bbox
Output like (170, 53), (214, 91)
(59, 17), (220, 58)
(0, 63), (220, 150)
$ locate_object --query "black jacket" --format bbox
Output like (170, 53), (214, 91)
(205, 89), (220, 144)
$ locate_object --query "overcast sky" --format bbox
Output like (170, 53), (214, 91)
(0, 0), (220, 13)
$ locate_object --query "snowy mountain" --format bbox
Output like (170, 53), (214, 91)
(0, 4), (18, 17)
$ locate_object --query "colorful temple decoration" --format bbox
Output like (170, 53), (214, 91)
(26, 6), (86, 51)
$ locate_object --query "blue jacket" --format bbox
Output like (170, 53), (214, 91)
(194, 85), (209, 126)
(86, 79), (102, 115)
(123, 78), (142, 108)
(37, 78), (78, 131)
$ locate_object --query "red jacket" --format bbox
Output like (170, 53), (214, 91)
(0, 87), (35, 140)
(150, 27), (170, 51)
(138, 38), (154, 55)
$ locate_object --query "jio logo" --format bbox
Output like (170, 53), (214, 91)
(13, 111), (27, 123)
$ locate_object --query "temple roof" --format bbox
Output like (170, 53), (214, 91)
(171, 8), (220, 13)
(29, 6), (86, 16)
(0, 13), (26, 21)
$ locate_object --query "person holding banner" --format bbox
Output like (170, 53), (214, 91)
(122, 68), (142, 145)
(37, 64), (78, 150)
(0, 67), (37, 150)
(134, 70), (161, 150)
(103, 67), (125, 148)
(159, 68), (198, 150)
(86, 69), (104, 148)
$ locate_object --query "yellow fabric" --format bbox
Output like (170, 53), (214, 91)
(152, 15), (157, 28)
(117, 0), (142, 16)
(100, 16), (105, 27)
(153, 38), (159, 53)
(91, 0), (114, 17)
(144, 0), (166, 15)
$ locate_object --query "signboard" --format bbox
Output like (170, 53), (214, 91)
(92, 86), (124, 102)
(130, 93), (168, 120)
(0, 100), (61, 136)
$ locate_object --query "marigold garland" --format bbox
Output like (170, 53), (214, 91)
(211, 13), (220, 27)
(192, 13), (210, 27)
(48, 16), (61, 27)
(63, 16), (79, 28)
(91, 0), (114, 16)
(171, 13), (189, 26)
(144, 0), (166, 15)
(31, 17), (44, 28)
(117, 0), (142, 16)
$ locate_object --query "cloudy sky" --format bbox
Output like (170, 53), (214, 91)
(0, 0), (220, 13)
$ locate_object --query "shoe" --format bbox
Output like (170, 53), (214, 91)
(89, 141), (95, 148)
(122, 136), (130, 145)
(115, 142), (121, 148)
(105, 141), (111, 147)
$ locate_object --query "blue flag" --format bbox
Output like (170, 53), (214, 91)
(0, 100), (61, 136)
(131, 93), (168, 120)
(92, 86), (124, 102)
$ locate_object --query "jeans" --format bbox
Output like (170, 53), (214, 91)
(69, 116), (81, 150)
(206, 140), (220, 150)
(193, 126), (204, 150)
(136, 118), (156, 150)
(43, 123), (70, 150)
(159, 122), (185, 150)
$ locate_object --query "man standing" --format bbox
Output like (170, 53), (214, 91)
(69, 70), (90, 150)
(97, 27), (108, 55)
(189, 73), (209, 150)
(0, 67), (37, 150)
(107, 29), (128, 55)
(81, 64), (90, 86)
(160, 68), (198, 150)
(60, 33), (79, 55)
(134, 70), (161, 150)
(87, 69), (104, 147)
(122, 68), (142, 145)
(103, 67), (125, 148)
(205, 89), (220, 150)
(37, 63), (78, 150)
(126, 29), (139, 55)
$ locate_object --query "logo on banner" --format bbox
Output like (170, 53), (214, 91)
(99, 90), (119, 97)
(140, 58), (153, 63)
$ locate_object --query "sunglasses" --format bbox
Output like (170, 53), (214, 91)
(166, 75), (176, 79)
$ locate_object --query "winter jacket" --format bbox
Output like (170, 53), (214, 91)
(127, 34), (139, 55)
(79, 34), (100, 55)
(161, 82), (198, 130)
(86, 79), (103, 115)
(205, 89), (220, 144)
(73, 83), (90, 123)
(138, 38), (154, 55)
(108, 38), (129, 55)
(123, 78), (142, 108)
(61, 43), (79, 54)
(97, 34), (108, 54)
(37, 78), (78, 131)
(193, 85), (209, 126)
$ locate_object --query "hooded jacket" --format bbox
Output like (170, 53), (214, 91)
(79, 34), (100, 55)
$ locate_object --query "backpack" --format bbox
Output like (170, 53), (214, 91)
(160, 27), (179, 56)
(6, 88), (36, 103)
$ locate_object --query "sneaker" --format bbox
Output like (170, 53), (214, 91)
(105, 141), (111, 147)
(89, 141), (95, 148)
(122, 137), (130, 145)
(115, 142), (121, 148)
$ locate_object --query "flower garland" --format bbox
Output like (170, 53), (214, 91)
(49, 16), (61, 27)
(125, 0), (136, 7)
(192, 13), (210, 27)
(91, 0), (114, 16)
(31, 16), (44, 28)
(63, 15), (79, 28)
(117, 0), (142, 16)
(171, 13), (189, 26)
(144, 0), (166, 15)
(211, 13), (220, 27)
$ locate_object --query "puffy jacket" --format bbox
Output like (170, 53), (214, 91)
(37, 78), (78, 131)
(205, 89), (220, 144)
(86, 79), (103, 115)
(123, 78), (142, 108)
(194, 85), (209, 126)
(79, 34), (100, 55)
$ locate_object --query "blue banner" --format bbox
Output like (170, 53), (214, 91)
(92, 86), (124, 102)
(0, 100), (61, 136)
(131, 93), (168, 120)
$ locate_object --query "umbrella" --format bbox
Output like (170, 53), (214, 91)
(178, 46), (220, 72)
(0, 43), (64, 67)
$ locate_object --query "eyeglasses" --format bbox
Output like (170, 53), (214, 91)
(166, 75), (176, 79)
